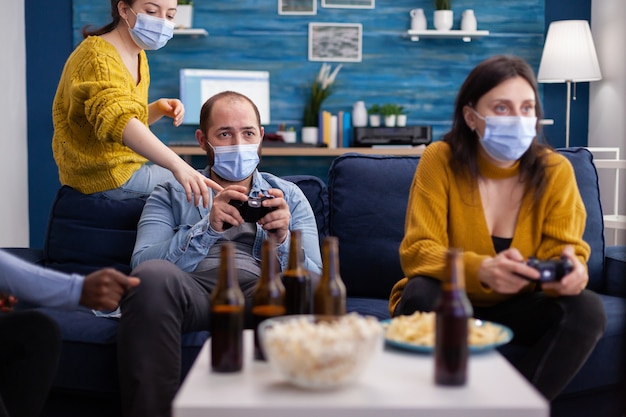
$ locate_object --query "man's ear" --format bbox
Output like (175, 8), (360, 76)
(196, 129), (208, 151)
(462, 105), (477, 131)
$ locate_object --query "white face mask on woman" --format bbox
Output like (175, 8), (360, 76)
(127, 9), (175, 50)
(472, 109), (537, 162)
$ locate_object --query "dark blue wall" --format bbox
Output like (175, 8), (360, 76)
(25, 0), (591, 248)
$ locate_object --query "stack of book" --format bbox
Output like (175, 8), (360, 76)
(317, 111), (353, 148)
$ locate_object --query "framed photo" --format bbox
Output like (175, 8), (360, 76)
(321, 0), (375, 9)
(278, 0), (316, 15)
(308, 23), (362, 62)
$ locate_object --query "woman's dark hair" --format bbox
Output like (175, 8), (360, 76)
(444, 55), (552, 202)
(82, 0), (131, 38)
(199, 91), (262, 136)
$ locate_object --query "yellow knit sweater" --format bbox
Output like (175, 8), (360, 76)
(389, 141), (589, 314)
(52, 36), (149, 194)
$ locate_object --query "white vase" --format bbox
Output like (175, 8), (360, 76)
(301, 126), (319, 145)
(174, 5), (193, 29)
(352, 101), (368, 127)
(434, 10), (453, 31)
(383, 115), (396, 127)
(369, 114), (381, 127)
(396, 114), (407, 127)
(410, 8), (427, 31)
(461, 9), (477, 31)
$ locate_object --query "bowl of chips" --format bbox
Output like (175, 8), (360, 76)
(258, 313), (383, 389)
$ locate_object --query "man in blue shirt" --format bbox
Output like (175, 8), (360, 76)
(118, 91), (321, 417)
(0, 249), (139, 417)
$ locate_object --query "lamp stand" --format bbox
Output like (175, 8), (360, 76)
(565, 80), (571, 148)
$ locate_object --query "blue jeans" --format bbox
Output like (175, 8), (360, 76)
(92, 164), (174, 200)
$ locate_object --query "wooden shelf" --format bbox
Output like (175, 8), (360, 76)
(405, 29), (489, 42)
(170, 145), (426, 161)
(173, 28), (208, 37)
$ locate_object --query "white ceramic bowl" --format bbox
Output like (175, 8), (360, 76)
(258, 313), (383, 389)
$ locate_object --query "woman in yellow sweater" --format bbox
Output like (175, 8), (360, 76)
(52, 0), (221, 207)
(390, 55), (605, 401)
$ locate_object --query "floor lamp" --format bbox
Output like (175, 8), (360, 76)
(537, 20), (602, 148)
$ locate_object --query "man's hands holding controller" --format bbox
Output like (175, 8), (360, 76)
(209, 186), (291, 244)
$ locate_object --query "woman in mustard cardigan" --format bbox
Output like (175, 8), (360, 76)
(389, 55), (605, 401)
(52, 0), (221, 207)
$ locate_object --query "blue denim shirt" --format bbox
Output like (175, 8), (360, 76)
(131, 168), (322, 274)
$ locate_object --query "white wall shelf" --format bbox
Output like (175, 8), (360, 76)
(174, 28), (208, 37)
(406, 30), (489, 42)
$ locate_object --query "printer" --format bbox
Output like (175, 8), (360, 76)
(352, 126), (432, 147)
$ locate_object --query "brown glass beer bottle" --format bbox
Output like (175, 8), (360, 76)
(210, 243), (245, 373)
(251, 237), (286, 360)
(434, 248), (473, 386)
(281, 230), (312, 315)
(314, 236), (346, 315)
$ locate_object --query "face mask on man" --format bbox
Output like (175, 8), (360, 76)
(472, 109), (537, 162)
(209, 143), (260, 182)
(127, 9), (175, 50)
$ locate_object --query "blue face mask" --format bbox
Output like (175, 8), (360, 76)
(210, 143), (260, 182)
(128, 10), (175, 51)
(472, 110), (537, 162)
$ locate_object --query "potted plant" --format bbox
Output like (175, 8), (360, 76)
(434, 0), (453, 31)
(368, 104), (381, 127)
(302, 63), (342, 143)
(174, 0), (194, 29)
(396, 106), (408, 127)
(380, 104), (399, 127)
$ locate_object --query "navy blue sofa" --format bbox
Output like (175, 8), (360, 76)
(6, 147), (625, 417)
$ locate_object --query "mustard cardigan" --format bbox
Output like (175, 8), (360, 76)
(52, 36), (149, 194)
(389, 141), (589, 314)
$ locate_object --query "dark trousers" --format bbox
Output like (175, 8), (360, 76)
(394, 276), (606, 401)
(117, 260), (258, 417)
(0, 310), (61, 417)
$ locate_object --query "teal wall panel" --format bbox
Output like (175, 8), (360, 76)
(73, 0), (545, 143)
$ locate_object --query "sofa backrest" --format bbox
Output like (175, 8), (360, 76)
(43, 186), (146, 275)
(328, 153), (420, 299)
(558, 147), (605, 291)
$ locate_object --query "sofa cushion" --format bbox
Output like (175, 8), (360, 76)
(558, 148), (605, 292)
(43, 186), (146, 275)
(281, 174), (329, 244)
(328, 153), (420, 299)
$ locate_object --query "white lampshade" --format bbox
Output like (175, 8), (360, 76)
(538, 20), (602, 83)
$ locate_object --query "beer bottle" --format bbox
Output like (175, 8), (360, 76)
(314, 236), (346, 315)
(281, 230), (312, 315)
(251, 237), (286, 360)
(434, 248), (473, 386)
(210, 243), (245, 373)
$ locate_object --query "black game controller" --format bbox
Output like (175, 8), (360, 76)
(223, 195), (276, 230)
(525, 256), (574, 282)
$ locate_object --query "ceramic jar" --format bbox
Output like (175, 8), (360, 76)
(461, 9), (477, 31)
(410, 8), (427, 31)
(352, 101), (368, 127)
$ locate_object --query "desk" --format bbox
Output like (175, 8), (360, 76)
(173, 330), (548, 417)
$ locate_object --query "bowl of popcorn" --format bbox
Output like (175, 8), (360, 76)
(258, 313), (383, 389)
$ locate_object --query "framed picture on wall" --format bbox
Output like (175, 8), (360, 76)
(278, 0), (316, 15)
(308, 23), (362, 62)
(321, 0), (375, 8)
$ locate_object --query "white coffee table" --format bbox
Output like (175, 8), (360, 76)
(173, 330), (548, 417)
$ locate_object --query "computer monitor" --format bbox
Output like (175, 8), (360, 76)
(179, 69), (270, 125)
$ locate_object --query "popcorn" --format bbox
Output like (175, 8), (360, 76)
(260, 313), (383, 388)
